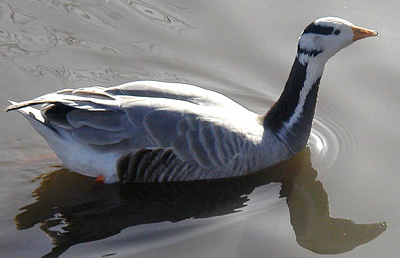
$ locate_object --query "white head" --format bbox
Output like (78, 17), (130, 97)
(297, 17), (378, 65)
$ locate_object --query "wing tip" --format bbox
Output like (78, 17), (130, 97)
(5, 99), (48, 112)
(4, 100), (18, 112)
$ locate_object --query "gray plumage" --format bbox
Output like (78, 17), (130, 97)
(6, 17), (377, 183)
(7, 81), (289, 183)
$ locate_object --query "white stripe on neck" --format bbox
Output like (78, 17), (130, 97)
(279, 60), (325, 135)
(297, 52), (311, 65)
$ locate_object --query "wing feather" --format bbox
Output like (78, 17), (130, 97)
(143, 110), (185, 147)
(8, 82), (261, 176)
(105, 81), (244, 109)
(199, 126), (224, 167)
(66, 110), (123, 131)
(186, 130), (214, 168)
(71, 126), (132, 145)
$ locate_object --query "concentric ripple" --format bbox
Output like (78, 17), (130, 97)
(309, 113), (358, 170)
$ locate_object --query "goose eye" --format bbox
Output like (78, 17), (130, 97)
(334, 30), (341, 35)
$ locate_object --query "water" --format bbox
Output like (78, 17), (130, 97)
(0, 0), (398, 257)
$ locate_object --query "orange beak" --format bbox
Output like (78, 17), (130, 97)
(352, 26), (379, 41)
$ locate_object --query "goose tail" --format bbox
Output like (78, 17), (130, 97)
(5, 100), (63, 148)
(6, 100), (46, 124)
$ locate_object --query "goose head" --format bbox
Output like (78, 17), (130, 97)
(297, 17), (378, 65)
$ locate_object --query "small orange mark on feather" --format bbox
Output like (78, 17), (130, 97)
(95, 175), (105, 183)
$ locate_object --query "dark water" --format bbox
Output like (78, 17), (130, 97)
(1, 1), (398, 257)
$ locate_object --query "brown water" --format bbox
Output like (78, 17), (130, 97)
(0, 1), (398, 257)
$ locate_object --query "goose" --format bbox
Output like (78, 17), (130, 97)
(6, 17), (378, 183)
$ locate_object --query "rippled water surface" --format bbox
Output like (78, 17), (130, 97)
(1, 1), (399, 257)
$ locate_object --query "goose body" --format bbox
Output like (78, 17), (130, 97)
(6, 17), (377, 183)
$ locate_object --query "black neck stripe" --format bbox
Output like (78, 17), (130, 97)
(297, 45), (322, 57)
(264, 57), (322, 135)
(303, 22), (334, 35)
(264, 58), (307, 132)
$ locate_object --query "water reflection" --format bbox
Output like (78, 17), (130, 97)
(114, 0), (193, 32)
(37, 0), (116, 30)
(0, 0), (192, 85)
(14, 148), (386, 257)
(17, 65), (150, 86)
(36, 0), (193, 32)
(0, 2), (38, 25)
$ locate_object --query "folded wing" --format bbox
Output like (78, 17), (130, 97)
(7, 81), (261, 177)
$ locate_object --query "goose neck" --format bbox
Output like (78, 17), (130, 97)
(263, 56), (326, 154)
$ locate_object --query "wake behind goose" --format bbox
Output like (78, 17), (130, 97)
(6, 17), (378, 183)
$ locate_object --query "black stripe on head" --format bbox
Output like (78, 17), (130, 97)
(297, 44), (322, 57)
(303, 22), (334, 35)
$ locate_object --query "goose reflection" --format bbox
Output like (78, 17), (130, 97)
(15, 148), (386, 257)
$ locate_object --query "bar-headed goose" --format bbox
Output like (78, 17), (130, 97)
(6, 17), (378, 183)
